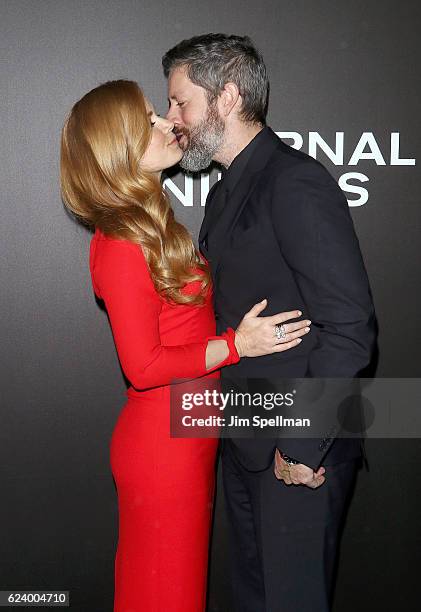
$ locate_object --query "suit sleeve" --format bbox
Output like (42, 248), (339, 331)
(271, 160), (377, 468)
(92, 237), (237, 391)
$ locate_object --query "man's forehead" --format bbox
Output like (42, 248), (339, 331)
(168, 67), (194, 95)
(169, 65), (188, 80)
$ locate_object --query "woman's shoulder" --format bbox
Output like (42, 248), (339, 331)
(91, 227), (145, 260)
(90, 227), (152, 288)
(92, 226), (137, 247)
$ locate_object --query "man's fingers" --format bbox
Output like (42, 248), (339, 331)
(275, 470), (293, 485)
(274, 450), (293, 484)
(277, 462), (326, 488)
(276, 469), (325, 487)
(274, 453), (326, 488)
(308, 474), (326, 488)
(300, 467), (326, 488)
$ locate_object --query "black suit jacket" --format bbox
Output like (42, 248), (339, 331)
(199, 127), (377, 471)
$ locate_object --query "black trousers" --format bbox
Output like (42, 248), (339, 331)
(222, 438), (359, 612)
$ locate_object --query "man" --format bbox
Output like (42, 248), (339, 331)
(163, 34), (377, 612)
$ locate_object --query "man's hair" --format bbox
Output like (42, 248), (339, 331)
(162, 33), (269, 125)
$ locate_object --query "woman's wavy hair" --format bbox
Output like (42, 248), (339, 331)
(60, 79), (210, 305)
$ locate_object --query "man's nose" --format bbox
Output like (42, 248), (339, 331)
(161, 116), (175, 133)
(166, 106), (178, 125)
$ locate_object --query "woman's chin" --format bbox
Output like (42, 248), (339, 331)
(165, 150), (184, 170)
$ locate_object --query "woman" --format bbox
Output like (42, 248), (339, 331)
(60, 80), (310, 611)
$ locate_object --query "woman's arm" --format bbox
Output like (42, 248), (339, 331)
(91, 237), (310, 390)
(92, 237), (239, 390)
(206, 298), (310, 368)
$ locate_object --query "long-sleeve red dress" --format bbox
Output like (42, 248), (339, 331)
(89, 227), (238, 612)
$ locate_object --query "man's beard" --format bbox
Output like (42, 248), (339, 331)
(178, 103), (225, 172)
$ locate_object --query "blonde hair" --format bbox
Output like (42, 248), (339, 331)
(60, 79), (210, 305)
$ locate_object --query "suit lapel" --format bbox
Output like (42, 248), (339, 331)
(210, 169), (260, 280)
(198, 180), (221, 259)
(202, 127), (281, 283)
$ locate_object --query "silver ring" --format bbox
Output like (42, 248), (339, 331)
(275, 323), (287, 340)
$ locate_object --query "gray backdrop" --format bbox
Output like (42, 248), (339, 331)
(2, 1), (420, 610)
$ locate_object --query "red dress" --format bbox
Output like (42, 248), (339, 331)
(89, 228), (238, 612)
